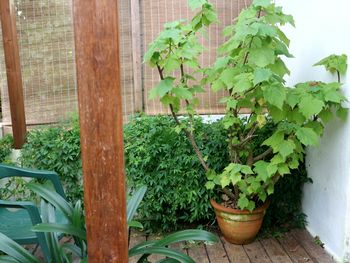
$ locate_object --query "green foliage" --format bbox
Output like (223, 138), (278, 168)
(0, 184), (218, 263)
(144, 0), (216, 115)
(146, 0), (348, 211)
(0, 135), (13, 163)
(0, 136), (30, 201)
(262, 163), (309, 232)
(124, 115), (226, 231)
(125, 115), (308, 232)
(20, 118), (83, 203)
(314, 54), (348, 75)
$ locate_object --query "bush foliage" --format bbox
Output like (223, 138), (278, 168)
(125, 115), (308, 231)
(18, 115), (308, 232)
(0, 135), (13, 163)
(20, 118), (83, 203)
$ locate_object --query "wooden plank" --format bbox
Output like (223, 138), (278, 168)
(261, 238), (293, 263)
(206, 236), (230, 263)
(187, 242), (209, 263)
(129, 230), (146, 263)
(130, 0), (143, 111)
(0, 0), (27, 149)
(278, 232), (314, 263)
(73, 0), (128, 262)
(244, 240), (272, 263)
(220, 235), (250, 263)
(291, 229), (335, 263)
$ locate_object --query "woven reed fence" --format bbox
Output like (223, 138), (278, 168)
(0, 0), (250, 130)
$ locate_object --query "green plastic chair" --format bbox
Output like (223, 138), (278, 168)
(0, 163), (67, 262)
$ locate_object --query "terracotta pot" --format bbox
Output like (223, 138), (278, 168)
(210, 199), (269, 245)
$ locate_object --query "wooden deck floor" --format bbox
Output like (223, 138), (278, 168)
(129, 229), (335, 263)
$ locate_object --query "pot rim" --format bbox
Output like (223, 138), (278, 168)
(210, 199), (270, 215)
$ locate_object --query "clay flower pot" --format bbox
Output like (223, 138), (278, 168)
(210, 199), (269, 245)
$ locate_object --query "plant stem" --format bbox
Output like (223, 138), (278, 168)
(337, 70), (341, 83)
(157, 63), (209, 172)
(253, 148), (273, 162)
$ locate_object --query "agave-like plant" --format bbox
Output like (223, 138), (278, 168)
(0, 184), (218, 262)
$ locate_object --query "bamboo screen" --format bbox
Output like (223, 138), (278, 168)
(0, 0), (135, 127)
(141, 0), (251, 115)
(0, 0), (250, 129)
(0, 0), (77, 125)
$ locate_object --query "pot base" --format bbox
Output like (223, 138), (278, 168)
(211, 199), (269, 245)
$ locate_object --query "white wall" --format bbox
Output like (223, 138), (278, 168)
(276, 0), (350, 262)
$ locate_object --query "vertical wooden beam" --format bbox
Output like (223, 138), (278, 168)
(0, 0), (26, 149)
(73, 0), (128, 262)
(130, 0), (143, 111)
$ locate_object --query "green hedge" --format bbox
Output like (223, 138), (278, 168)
(19, 115), (308, 232)
(0, 135), (13, 163)
(20, 118), (83, 203)
(124, 115), (227, 231)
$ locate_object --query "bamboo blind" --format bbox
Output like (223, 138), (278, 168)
(141, 0), (251, 115)
(0, 0), (250, 128)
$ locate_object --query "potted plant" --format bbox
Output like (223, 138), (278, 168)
(144, 0), (348, 244)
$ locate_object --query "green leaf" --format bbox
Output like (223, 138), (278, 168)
(212, 79), (225, 92)
(314, 54), (347, 74)
(205, 181), (215, 189)
(262, 84), (286, 109)
(28, 183), (73, 221)
(32, 223), (87, 240)
(149, 78), (174, 99)
(250, 48), (275, 67)
(278, 139), (295, 159)
(336, 107), (348, 121)
(304, 121), (324, 136)
(0, 233), (40, 263)
(262, 131), (284, 151)
(318, 109), (333, 123)
(163, 58), (181, 73)
(220, 68), (236, 88)
(278, 163), (290, 175)
(267, 184), (274, 195)
(172, 87), (193, 100)
(220, 175), (231, 188)
(253, 0), (271, 8)
(269, 105), (286, 121)
(286, 91), (300, 109)
(298, 95), (325, 119)
(127, 186), (147, 222)
(233, 73), (253, 93)
(295, 127), (319, 146)
(268, 58), (290, 77)
(253, 161), (269, 182)
(128, 220), (144, 229)
(132, 230), (218, 250)
(253, 68), (272, 85)
(237, 195), (249, 210)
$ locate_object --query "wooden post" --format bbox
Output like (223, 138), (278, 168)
(0, 0), (26, 149)
(130, 0), (143, 111)
(73, 0), (128, 262)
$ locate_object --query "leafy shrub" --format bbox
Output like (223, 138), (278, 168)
(124, 115), (226, 232)
(20, 118), (83, 203)
(124, 115), (309, 232)
(18, 114), (308, 232)
(0, 135), (13, 163)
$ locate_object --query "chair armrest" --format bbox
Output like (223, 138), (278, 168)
(0, 164), (66, 199)
(0, 200), (43, 225)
